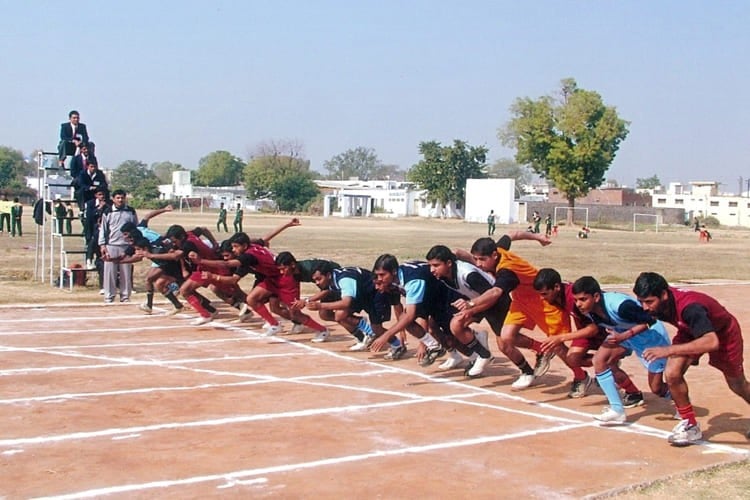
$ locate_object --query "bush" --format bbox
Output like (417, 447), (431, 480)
(702, 216), (720, 228)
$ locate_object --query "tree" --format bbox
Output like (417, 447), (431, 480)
(407, 140), (487, 209)
(110, 160), (161, 202)
(194, 151), (244, 186)
(243, 140), (319, 211)
(324, 146), (381, 181)
(500, 78), (629, 222)
(0, 146), (29, 189)
(636, 174), (661, 190)
(151, 161), (184, 184)
(486, 157), (533, 197)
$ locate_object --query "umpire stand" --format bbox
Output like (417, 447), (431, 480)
(34, 151), (94, 291)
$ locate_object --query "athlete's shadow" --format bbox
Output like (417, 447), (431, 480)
(703, 412), (750, 442)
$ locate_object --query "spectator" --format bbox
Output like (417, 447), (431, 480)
(54, 199), (66, 234)
(98, 189), (138, 303)
(0, 196), (10, 234)
(233, 203), (243, 233)
(78, 159), (108, 210)
(58, 110), (89, 168)
(10, 198), (23, 237)
(216, 202), (228, 232)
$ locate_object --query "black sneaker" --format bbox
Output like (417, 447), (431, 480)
(384, 344), (407, 361)
(419, 346), (446, 367)
(622, 391), (645, 408)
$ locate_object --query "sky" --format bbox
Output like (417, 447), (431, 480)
(2, 1), (749, 191)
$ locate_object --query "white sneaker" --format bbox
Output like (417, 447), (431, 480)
(138, 303), (153, 315)
(191, 314), (215, 326)
(349, 340), (368, 351)
(511, 373), (536, 390)
(238, 303), (251, 317)
(668, 419), (702, 446)
(311, 329), (330, 343)
(164, 307), (182, 316)
(467, 355), (493, 378)
(594, 406), (627, 426)
(290, 323), (307, 334)
(439, 350), (464, 370)
(99, 289), (105, 295)
(262, 324), (283, 337)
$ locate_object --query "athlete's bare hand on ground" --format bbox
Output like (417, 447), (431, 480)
(370, 337), (389, 352)
(415, 342), (427, 363)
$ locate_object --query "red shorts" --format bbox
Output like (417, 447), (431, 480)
(189, 271), (238, 297)
(673, 318), (744, 379)
(256, 274), (299, 306)
(571, 331), (606, 351)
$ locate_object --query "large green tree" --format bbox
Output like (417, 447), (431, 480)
(194, 151), (244, 186)
(324, 146), (381, 181)
(243, 142), (319, 211)
(500, 78), (629, 221)
(110, 160), (161, 202)
(407, 140), (487, 209)
(0, 146), (29, 189)
(486, 157), (533, 197)
(636, 174), (661, 190)
(151, 161), (184, 184)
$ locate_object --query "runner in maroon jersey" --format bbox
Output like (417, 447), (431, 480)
(634, 272), (750, 446)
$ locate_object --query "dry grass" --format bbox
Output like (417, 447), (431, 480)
(4, 211), (749, 305)
(2, 210), (749, 494)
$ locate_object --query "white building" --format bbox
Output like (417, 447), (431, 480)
(315, 179), (440, 217)
(157, 171), (273, 211)
(652, 181), (750, 227)
(464, 178), (518, 224)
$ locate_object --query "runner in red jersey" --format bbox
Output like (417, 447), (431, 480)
(634, 272), (750, 446)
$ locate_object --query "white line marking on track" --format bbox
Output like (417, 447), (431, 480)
(33, 422), (593, 500)
(0, 369), (392, 405)
(216, 477), (268, 489)
(111, 434), (141, 441)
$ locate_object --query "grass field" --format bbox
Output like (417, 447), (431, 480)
(1, 210), (748, 496)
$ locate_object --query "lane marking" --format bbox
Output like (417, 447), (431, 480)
(34, 422), (592, 500)
(0, 369), (392, 405)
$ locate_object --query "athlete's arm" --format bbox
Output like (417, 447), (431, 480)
(506, 230), (551, 247)
(643, 304), (720, 360)
(261, 218), (300, 246)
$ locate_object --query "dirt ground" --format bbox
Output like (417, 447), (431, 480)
(1, 282), (749, 499)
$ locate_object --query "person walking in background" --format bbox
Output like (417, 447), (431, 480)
(217, 202), (228, 232)
(10, 198), (23, 237)
(98, 189), (138, 303)
(233, 203), (244, 233)
(487, 210), (496, 236)
(532, 211), (542, 234)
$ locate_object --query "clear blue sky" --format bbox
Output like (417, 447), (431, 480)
(3, 1), (748, 191)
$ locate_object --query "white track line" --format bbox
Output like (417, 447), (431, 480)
(26, 422), (605, 500)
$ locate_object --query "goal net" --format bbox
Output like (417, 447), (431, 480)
(553, 207), (589, 227)
(633, 213), (662, 232)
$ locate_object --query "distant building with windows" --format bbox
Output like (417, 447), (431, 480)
(652, 181), (750, 227)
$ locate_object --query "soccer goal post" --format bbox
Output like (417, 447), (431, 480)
(633, 213), (662, 232)
(553, 207), (589, 227)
